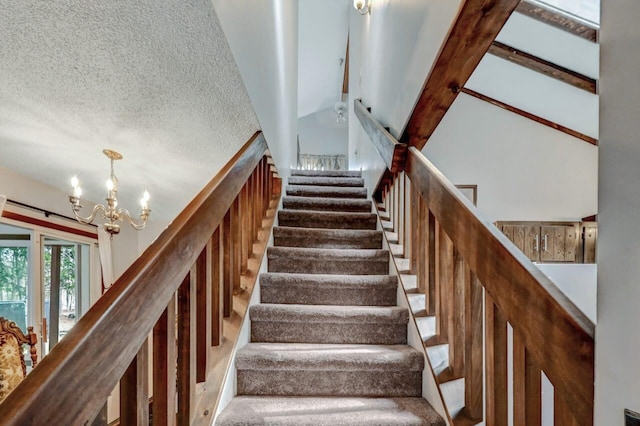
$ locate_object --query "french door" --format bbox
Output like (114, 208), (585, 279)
(0, 221), (99, 362)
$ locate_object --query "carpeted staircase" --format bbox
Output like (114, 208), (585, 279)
(216, 170), (445, 425)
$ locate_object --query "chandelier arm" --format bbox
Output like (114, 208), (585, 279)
(117, 208), (149, 230)
(72, 204), (106, 225)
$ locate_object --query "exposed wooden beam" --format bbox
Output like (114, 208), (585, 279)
(354, 99), (407, 173)
(402, 0), (521, 151)
(460, 88), (598, 145)
(516, 1), (598, 42)
(489, 41), (597, 93)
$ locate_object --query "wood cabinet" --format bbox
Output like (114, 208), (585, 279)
(497, 222), (579, 263)
(581, 221), (597, 263)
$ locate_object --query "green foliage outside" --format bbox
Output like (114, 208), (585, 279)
(0, 245), (77, 310)
(0, 246), (28, 301)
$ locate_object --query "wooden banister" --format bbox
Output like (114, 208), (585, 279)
(405, 146), (594, 425)
(371, 135), (594, 424)
(354, 99), (407, 172)
(0, 131), (278, 425)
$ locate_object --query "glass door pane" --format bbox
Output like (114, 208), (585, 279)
(0, 224), (31, 334)
(42, 237), (88, 355)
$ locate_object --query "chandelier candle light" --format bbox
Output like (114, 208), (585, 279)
(68, 149), (151, 236)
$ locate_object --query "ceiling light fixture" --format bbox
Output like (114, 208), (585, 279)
(68, 149), (150, 236)
(354, 0), (370, 15)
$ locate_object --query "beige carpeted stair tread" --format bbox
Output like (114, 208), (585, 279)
(291, 169), (362, 177)
(267, 247), (389, 275)
(288, 176), (365, 187)
(259, 273), (397, 306)
(273, 227), (382, 249)
(282, 196), (372, 212)
(278, 210), (377, 230)
(236, 343), (423, 371)
(286, 185), (367, 199)
(215, 396), (446, 426)
(249, 304), (408, 344)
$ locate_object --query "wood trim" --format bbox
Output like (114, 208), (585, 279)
(342, 37), (349, 95)
(488, 41), (597, 93)
(405, 147), (594, 425)
(516, 1), (598, 42)
(460, 88), (598, 145)
(1, 211), (98, 239)
(0, 132), (268, 425)
(354, 99), (407, 172)
(402, 0), (521, 150)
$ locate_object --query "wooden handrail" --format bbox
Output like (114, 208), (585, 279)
(354, 99), (407, 173)
(397, 146), (594, 425)
(0, 132), (273, 424)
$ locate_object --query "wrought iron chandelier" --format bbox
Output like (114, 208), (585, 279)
(68, 149), (150, 236)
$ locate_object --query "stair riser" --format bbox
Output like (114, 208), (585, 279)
(260, 285), (396, 306)
(288, 177), (365, 187)
(278, 217), (377, 230)
(291, 170), (361, 178)
(237, 371), (422, 397)
(251, 322), (407, 345)
(283, 198), (372, 212)
(286, 187), (367, 199)
(268, 259), (388, 275)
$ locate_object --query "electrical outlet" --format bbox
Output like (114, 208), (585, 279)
(625, 409), (640, 426)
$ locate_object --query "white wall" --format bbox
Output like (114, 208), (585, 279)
(212, 0), (298, 175)
(424, 93), (598, 222)
(354, 0), (463, 139)
(595, 1), (640, 422)
(298, 107), (348, 156)
(297, 0), (349, 119)
(348, 0), (463, 193)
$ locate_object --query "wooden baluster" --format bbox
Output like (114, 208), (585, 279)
(384, 185), (389, 213)
(232, 196), (241, 295)
(240, 183), (249, 274)
(486, 295), (508, 426)
(427, 211), (437, 316)
(153, 296), (177, 426)
(410, 184), (419, 275)
(416, 195), (425, 299)
(211, 228), (222, 346)
(254, 165), (261, 241)
(251, 167), (262, 241)
(390, 175), (397, 232)
(248, 171), (256, 249)
(397, 172), (405, 256)
(263, 158), (269, 216)
(554, 392), (581, 426)
(464, 273), (483, 421)
(514, 331), (542, 426)
(403, 176), (412, 261)
(196, 244), (211, 383)
(246, 173), (256, 253)
(448, 248), (466, 379)
(177, 272), (196, 425)
(222, 209), (233, 318)
(120, 339), (149, 426)
(437, 223), (454, 341)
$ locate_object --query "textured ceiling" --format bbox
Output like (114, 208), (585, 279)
(0, 0), (260, 221)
